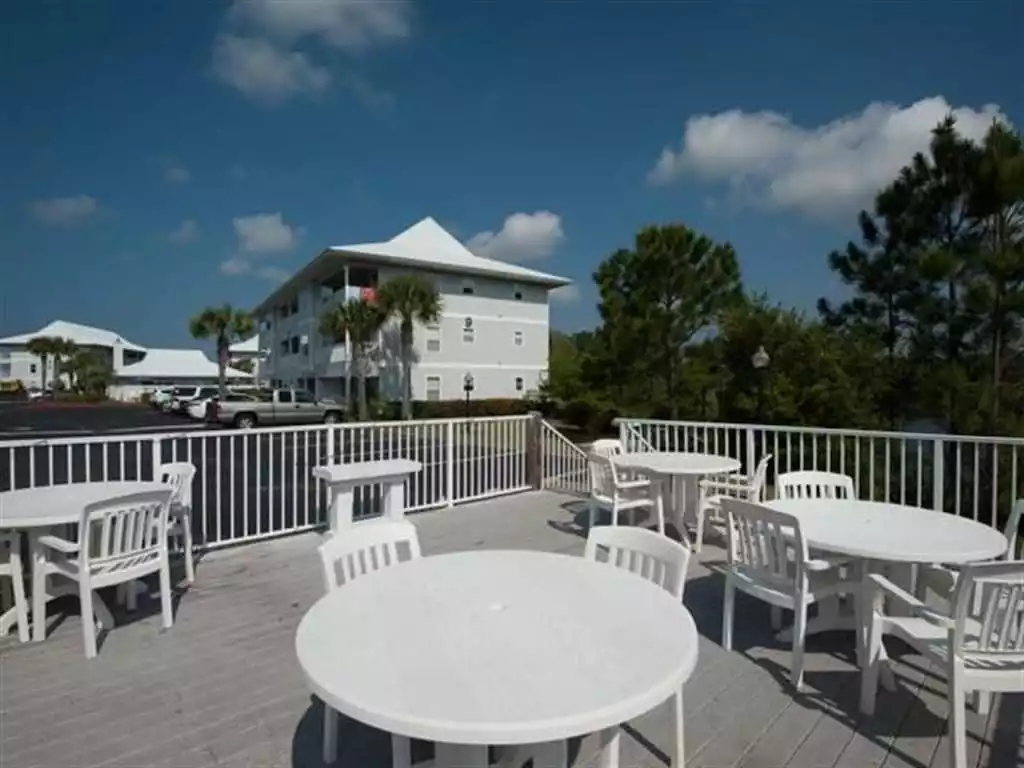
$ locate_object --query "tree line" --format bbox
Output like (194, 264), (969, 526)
(545, 117), (1024, 438)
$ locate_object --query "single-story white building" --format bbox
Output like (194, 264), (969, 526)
(229, 335), (266, 383)
(0, 319), (146, 390)
(110, 349), (253, 401)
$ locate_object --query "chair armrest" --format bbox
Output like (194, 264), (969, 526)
(617, 479), (650, 491)
(867, 573), (954, 628)
(36, 535), (80, 554)
(700, 478), (750, 494)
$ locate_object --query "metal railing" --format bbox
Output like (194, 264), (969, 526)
(0, 416), (533, 550)
(539, 419), (588, 495)
(617, 419), (1024, 530)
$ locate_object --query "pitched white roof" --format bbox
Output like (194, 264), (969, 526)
(0, 320), (145, 351)
(330, 217), (571, 287)
(229, 335), (260, 354)
(117, 349), (251, 380)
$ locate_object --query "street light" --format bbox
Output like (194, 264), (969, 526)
(463, 372), (475, 418)
(751, 345), (770, 425)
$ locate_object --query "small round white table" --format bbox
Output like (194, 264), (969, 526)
(0, 481), (168, 640)
(295, 550), (699, 767)
(614, 452), (742, 532)
(765, 498), (1008, 679)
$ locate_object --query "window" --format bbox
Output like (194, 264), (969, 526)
(426, 327), (441, 352)
(461, 279), (475, 295)
(515, 377), (524, 392)
(425, 376), (441, 402)
(30, 364), (37, 374)
(278, 390), (293, 404)
(280, 340), (289, 356)
(463, 327), (475, 344)
(513, 330), (524, 347)
(289, 336), (300, 354)
(513, 284), (524, 301)
(295, 390), (314, 403)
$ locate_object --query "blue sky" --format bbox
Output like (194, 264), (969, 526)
(2, 1), (1022, 348)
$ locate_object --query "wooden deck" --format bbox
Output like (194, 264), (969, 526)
(1, 491), (1021, 768)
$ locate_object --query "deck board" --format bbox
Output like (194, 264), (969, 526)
(1, 490), (1019, 768)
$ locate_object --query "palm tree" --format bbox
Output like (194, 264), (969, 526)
(52, 338), (77, 390)
(25, 336), (60, 390)
(189, 305), (255, 399)
(319, 298), (386, 421)
(376, 275), (443, 419)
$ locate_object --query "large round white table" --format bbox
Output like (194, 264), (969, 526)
(295, 550), (699, 767)
(764, 498), (1008, 677)
(614, 452), (741, 531)
(0, 481), (167, 640)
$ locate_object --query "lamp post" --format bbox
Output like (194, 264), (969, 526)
(463, 372), (475, 418)
(752, 345), (770, 425)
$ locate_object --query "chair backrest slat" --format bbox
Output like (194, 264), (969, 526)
(158, 462), (197, 508)
(776, 471), (855, 501)
(588, 451), (621, 499)
(749, 454), (774, 501)
(584, 526), (691, 599)
(318, 521), (421, 593)
(1004, 499), (1022, 560)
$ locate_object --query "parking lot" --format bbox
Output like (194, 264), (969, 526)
(0, 414), (530, 548)
(0, 401), (202, 439)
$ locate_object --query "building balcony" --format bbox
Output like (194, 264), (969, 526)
(0, 417), (1021, 768)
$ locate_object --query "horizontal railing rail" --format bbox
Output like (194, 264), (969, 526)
(617, 418), (1024, 531)
(0, 416), (534, 550)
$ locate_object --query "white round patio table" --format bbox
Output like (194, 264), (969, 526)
(764, 498), (1008, 674)
(0, 481), (168, 640)
(614, 452), (742, 531)
(295, 549), (698, 766)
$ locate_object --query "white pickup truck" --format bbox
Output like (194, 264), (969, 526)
(205, 388), (344, 429)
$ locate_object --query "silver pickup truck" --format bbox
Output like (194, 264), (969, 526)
(205, 388), (344, 429)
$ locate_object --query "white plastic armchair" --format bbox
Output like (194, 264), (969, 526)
(860, 561), (1024, 768)
(159, 462), (198, 584)
(587, 451), (664, 534)
(719, 498), (858, 691)
(317, 521), (421, 766)
(693, 454), (772, 553)
(32, 489), (175, 659)
(775, 470), (855, 500)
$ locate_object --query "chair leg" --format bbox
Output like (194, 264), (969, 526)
(587, 499), (597, 530)
(722, 578), (735, 651)
(322, 705), (338, 764)
(791, 599), (808, 692)
(693, 507), (705, 554)
(597, 727), (620, 768)
(390, 735), (411, 768)
(9, 548), (30, 643)
(672, 688), (685, 767)
(158, 554), (174, 630)
(948, 664), (967, 768)
(125, 582), (138, 612)
(655, 492), (666, 536)
(31, 535), (48, 642)
(182, 513), (196, 585)
(79, 585), (98, 659)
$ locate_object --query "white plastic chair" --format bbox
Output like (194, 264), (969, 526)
(318, 521), (421, 766)
(860, 561), (1024, 768)
(33, 489), (175, 658)
(693, 454), (772, 553)
(0, 532), (30, 642)
(587, 451), (663, 534)
(585, 525), (693, 767)
(159, 462), (198, 584)
(775, 470), (855, 500)
(720, 497), (857, 691)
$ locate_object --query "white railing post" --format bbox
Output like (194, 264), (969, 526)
(446, 420), (455, 506)
(745, 427), (756, 475)
(615, 418), (628, 450)
(326, 423), (336, 464)
(932, 437), (945, 513)
(150, 436), (162, 479)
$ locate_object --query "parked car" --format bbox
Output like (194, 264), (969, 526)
(206, 388), (344, 429)
(26, 387), (54, 402)
(188, 391), (258, 420)
(167, 386), (219, 415)
(149, 387), (175, 409)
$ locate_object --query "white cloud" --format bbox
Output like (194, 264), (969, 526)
(550, 284), (579, 303)
(165, 165), (190, 183)
(230, 0), (411, 51)
(220, 257), (251, 276)
(466, 211), (565, 262)
(30, 195), (98, 226)
(212, 34), (330, 104)
(169, 219), (198, 244)
(233, 212), (299, 253)
(648, 96), (1008, 218)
